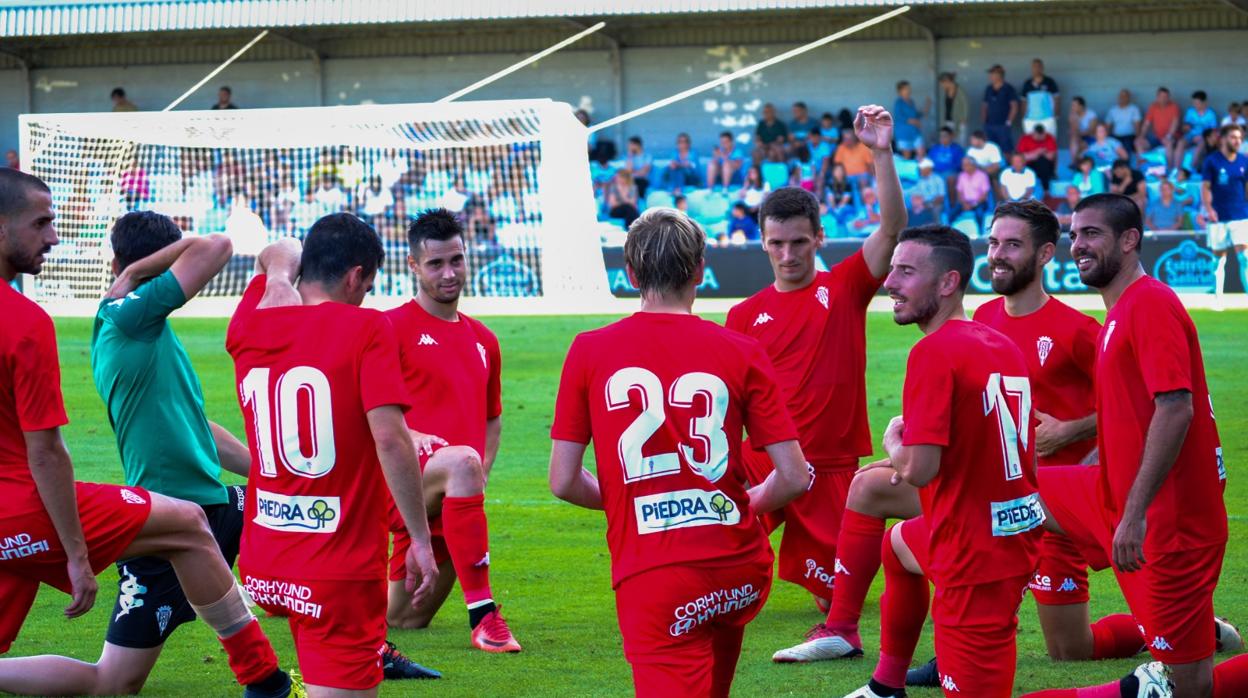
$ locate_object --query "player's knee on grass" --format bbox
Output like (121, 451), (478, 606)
(1035, 603), (1094, 661)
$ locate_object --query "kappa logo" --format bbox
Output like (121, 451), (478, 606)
(418, 334), (438, 346)
(835, 558), (850, 575)
(815, 286), (829, 309)
(753, 312), (773, 327)
(940, 673), (961, 692)
(1037, 335), (1054, 366)
(116, 566), (147, 620)
(1102, 320), (1117, 351)
(477, 342), (488, 369)
(107, 292), (140, 308)
(155, 605), (173, 635)
(1058, 577), (1079, 593)
(1151, 636), (1175, 651)
(120, 488), (147, 506)
(475, 552), (490, 568)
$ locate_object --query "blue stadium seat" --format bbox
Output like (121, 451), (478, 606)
(761, 162), (789, 191)
(1049, 180), (1071, 198)
(951, 216), (980, 239)
(894, 157), (920, 185)
(693, 192), (731, 227)
(645, 190), (675, 209)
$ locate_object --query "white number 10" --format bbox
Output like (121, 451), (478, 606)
(241, 366), (338, 479)
(983, 373), (1031, 481)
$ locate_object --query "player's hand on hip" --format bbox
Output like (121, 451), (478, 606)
(1034, 410), (1064, 457)
(408, 431), (449, 457)
(64, 555), (98, 619)
(405, 541), (440, 609)
(854, 105), (895, 151)
(1112, 515), (1147, 573)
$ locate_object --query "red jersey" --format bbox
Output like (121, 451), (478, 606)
(551, 313), (798, 588)
(902, 320), (1041, 588)
(227, 276), (412, 581)
(0, 283), (69, 516)
(1095, 276), (1226, 554)
(385, 301), (501, 458)
(973, 296), (1100, 466)
(726, 251), (881, 469)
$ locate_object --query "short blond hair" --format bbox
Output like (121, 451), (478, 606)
(624, 208), (706, 296)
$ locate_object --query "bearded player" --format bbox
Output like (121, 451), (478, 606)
(383, 208), (519, 653)
(846, 225), (1043, 698)
(227, 215), (439, 697)
(1020, 195), (1248, 698)
(550, 208), (811, 697)
(726, 106), (905, 654)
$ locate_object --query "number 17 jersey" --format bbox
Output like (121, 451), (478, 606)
(551, 312), (798, 588)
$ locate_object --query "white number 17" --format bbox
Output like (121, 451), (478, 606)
(983, 373), (1031, 481)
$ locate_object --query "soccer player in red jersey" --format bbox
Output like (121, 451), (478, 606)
(1020, 195), (1248, 698)
(549, 208), (811, 697)
(227, 214), (438, 697)
(726, 106), (906, 657)
(846, 225), (1042, 698)
(0, 169), (292, 697)
(382, 208), (519, 653)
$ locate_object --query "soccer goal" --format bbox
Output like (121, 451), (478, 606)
(19, 98), (611, 315)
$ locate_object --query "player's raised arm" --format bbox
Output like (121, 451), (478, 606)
(857, 105), (907, 278)
(254, 237), (303, 309)
(106, 229), (232, 301)
(548, 440), (603, 510)
(369, 404), (439, 605)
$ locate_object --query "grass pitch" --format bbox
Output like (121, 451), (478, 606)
(11, 310), (1247, 696)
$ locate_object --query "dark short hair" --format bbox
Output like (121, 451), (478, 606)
(1073, 193), (1144, 248)
(899, 225), (974, 291)
(971, 129), (987, 140)
(991, 199), (1059, 248)
(110, 211), (183, 271)
(896, 80), (910, 91)
(1072, 96), (1086, 107)
(0, 169), (50, 218)
(301, 213), (384, 284)
(793, 101), (807, 110)
(732, 201), (748, 211)
(939, 71), (955, 82)
(1111, 158), (1130, 170)
(1192, 90), (1207, 101)
(628, 135), (643, 146)
(940, 126), (954, 135)
(1157, 86), (1170, 95)
(407, 208), (463, 259)
(219, 85), (231, 94)
(111, 87), (126, 99)
(1221, 123), (1244, 138)
(759, 186), (821, 238)
(719, 131), (733, 140)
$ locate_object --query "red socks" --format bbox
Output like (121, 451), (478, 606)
(871, 525), (929, 690)
(218, 619), (279, 686)
(1215, 654), (1248, 698)
(825, 509), (886, 646)
(441, 493), (493, 606)
(1090, 614), (1145, 659)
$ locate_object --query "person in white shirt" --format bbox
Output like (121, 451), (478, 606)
(966, 130), (1005, 176)
(999, 152), (1038, 201)
(1104, 88), (1142, 157)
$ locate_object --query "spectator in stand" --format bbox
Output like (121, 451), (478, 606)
(819, 112), (841, 143)
(955, 155), (992, 227)
(967, 129), (1005, 177)
(727, 201), (761, 244)
(358, 175), (394, 220)
(376, 148), (407, 192)
(822, 163), (856, 229)
(623, 136), (653, 198)
(3, 150), (17, 170)
(928, 126), (966, 194)
(848, 186), (881, 236)
(1019, 58), (1060, 138)
(1139, 86), (1182, 169)
(789, 144), (819, 192)
(706, 131), (745, 190)
(673, 194), (688, 213)
(788, 101), (817, 152)
(335, 148), (365, 195)
(893, 80), (928, 158)
(1055, 184), (1082, 231)
(1085, 123), (1128, 169)
(1068, 95), (1099, 161)
(754, 103), (789, 163)
(1191, 127), (1221, 174)
(1201, 123), (1248, 302)
(1222, 102), (1247, 127)
(1171, 167), (1198, 207)
(110, 87), (138, 112)
(1017, 123), (1058, 192)
(662, 132), (700, 193)
(914, 158), (947, 221)
(291, 187), (328, 237)
(833, 130), (874, 189)
(1176, 90), (1219, 166)
(1108, 157), (1147, 208)
(438, 174), (471, 214)
(211, 86), (238, 110)
(605, 169), (641, 228)
(808, 129), (835, 191)
(313, 173), (347, 212)
(907, 192), (937, 226)
(1146, 179), (1189, 231)
(1072, 155), (1108, 196)
(982, 64), (1019, 152)
(736, 165), (767, 218)
(1104, 88), (1141, 156)
(938, 72), (970, 143)
(999, 151), (1038, 201)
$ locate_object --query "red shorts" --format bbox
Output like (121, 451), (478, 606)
(1029, 529), (1091, 606)
(0, 482), (151, 653)
(386, 446), (450, 581)
(742, 440), (853, 599)
(1039, 465), (1223, 664)
(615, 555), (772, 698)
(242, 572), (387, 690)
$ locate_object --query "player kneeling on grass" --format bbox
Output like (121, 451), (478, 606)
(549, 207), (812, 697)
(226, 215), (440, 698)
(0, 169), (292, 698)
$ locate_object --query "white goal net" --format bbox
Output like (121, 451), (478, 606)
(19, 98), (610, 313)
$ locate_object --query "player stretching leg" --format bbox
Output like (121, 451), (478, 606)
(550, 208), (811, 697)
(0, 170), (291, 697)
(382, 209), (518, 653)
(727, 105), (905, 633)
(1018, 195), (1248, 698)
(227, 216), (439, 697)
(846, 225), (1043, 698)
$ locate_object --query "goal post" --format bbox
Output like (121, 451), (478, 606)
(19, 98), (611, 314)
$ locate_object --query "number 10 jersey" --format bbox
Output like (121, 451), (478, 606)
(552, 312), (798, 588)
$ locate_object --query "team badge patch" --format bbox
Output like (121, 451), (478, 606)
(156, 605), (173, 634)
(1036, 336), (1053, 367)
(816, 286), (829, 309)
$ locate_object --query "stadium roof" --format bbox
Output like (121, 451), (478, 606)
(1, 0), (1048, 38)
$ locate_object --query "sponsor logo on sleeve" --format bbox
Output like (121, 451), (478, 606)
(254, 489), (340, 533)
(990, 493), (1045, 537)
(633, 489), (740, 535)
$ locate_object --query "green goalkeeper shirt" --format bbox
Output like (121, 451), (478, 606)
(91, 270), (228, 506)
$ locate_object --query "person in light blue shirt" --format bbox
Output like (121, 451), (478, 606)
(893, 80), (927, 158)
(706, 131), (746, 190)
(1019, 58), (1060, 139)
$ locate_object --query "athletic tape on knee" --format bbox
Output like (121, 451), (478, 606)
(190, 583), (256, 638)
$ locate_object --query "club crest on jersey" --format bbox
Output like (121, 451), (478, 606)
(418, 334), (437, 346)
(120, 488), (147, 505)
(1036, 336), (1054, 366)
(254, 490), (341, 533)
(155, 605), (173, 635)
(816, 286), (829, 309)
(1102, 320), (1117, 351)
(634, 489), (740, 534)
(753, 312), (773, 327)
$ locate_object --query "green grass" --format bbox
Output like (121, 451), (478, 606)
(11, 310), (1247, 696)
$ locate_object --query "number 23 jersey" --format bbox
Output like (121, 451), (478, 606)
(227, 275), (412, 581)
(551, 312), (798, 588)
